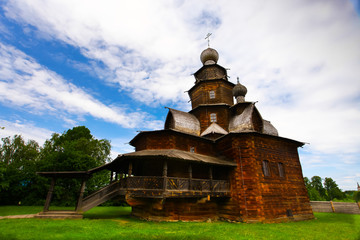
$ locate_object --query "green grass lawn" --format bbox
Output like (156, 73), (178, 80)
(0, 206), (359, 240)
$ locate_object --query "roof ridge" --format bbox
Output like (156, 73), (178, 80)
(201, 122), (228, 136)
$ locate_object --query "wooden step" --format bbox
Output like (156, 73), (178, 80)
(35, 211), (83, 219)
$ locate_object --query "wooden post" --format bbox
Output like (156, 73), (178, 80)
(330, 201), (335, 212)
(209, 166), (213, 192)
(127, 161), (133, 189)
(128, 161), (133, 176)
(188, 164), (192, 190)
(110, 171), (114, 182)
(115, 172), (118, 181)
(43, 177), (56, 212)
(163, 160), (168, 191)
(75, 179), (87, 212)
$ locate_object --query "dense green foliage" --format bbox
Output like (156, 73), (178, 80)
(0, 135), (41, 205)
(0, 126), (111, 206)
(0, 206), (359, 240)
(303, 176), (351, 201)
(354, 191), (360, 203)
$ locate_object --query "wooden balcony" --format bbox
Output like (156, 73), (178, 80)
(117, 176), (230, 198)
(82, 176), (230, 209)
(118, 176), (230, 198)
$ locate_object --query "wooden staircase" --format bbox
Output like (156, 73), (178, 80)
(36, 181), (122, 219)
(80, 180), (122, 212)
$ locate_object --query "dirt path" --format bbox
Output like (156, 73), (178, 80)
(0, 214), (38, 219)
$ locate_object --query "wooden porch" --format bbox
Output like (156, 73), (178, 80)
(37, 150), (235, 216)
(80, 176), (230, 212)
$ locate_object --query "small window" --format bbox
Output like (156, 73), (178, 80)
(262, 160), (270, 177)
(278, 162), (285, 177)
(190, 147), (195, 153)
(209, 90), (215, 99)
(286, 209), (293, 217)
(210, 113), (217, 122)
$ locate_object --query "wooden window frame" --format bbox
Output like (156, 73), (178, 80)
(209, 90), (215, 99)
(210, 113), (217, 122)
(189, 146), (195, 153)
(278, 162), (285, 178)
(262, 160), (270, 177)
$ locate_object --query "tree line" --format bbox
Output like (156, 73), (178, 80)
(0, 126), (111, 206)
(304, 176), (359, 202)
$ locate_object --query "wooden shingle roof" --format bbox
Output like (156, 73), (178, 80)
(118, 149), (236, 167)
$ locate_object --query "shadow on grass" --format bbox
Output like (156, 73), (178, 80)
(314, 212), (357, 225)
(83, 206), (132, 219)
(0, 233), (18, 240)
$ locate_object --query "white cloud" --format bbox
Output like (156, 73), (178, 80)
(0, 119), (53, 145)
(0, 42), (161, 130)
(108, 137), (136, 159)
(2, 0), (209, 107)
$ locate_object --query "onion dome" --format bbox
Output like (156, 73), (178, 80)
(233, 77), (247, 103)
(200, 48), (219, 65)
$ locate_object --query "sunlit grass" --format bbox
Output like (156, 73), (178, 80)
(0, 206), (359, 240)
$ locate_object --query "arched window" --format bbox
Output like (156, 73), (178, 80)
(210, 113), (217, 122)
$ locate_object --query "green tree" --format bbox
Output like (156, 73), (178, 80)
(354, 191), (360, 202)
(0, 135), (41, 205)
(304, 177), (324, 201)
(310, 176), (327, 200)
(38, 126), (111, 206)
(324, 177), (344, 200)
(304, 177), (310, 188)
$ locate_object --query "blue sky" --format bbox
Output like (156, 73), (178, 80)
(0, 0), (359, 190)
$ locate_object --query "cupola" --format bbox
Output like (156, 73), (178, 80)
(200, 48), (219, 65)
(233, 77), (247, 103)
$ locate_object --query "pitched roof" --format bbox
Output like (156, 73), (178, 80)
(262, 120), (279, 136)
(229, 103), (255, 133)
(201, 122), (228, 136)
(164, 108), (200, 136)
(118, 149), (236, 167)
(37, 171), (90, 178)
(229, 103), (279, 136)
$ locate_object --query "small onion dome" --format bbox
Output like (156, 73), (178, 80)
(233, 77), (247, 103)
(200, 47), (219, 65)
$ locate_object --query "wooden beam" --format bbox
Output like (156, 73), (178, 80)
(128, 161), (133, 176)
(43, 177), (56, 212)
(209, 166), (213, 192)
(188, 164), (192, 190)
(163, 160), (168, 191)
(110, 171), (114, 182)
(76, 179), (87, 212)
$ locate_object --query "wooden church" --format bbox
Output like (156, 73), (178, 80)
(38, 47), (314, 222)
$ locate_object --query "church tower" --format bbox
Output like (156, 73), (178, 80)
(188, 48), (235, 134)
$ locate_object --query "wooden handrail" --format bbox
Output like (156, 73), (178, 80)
(123, 176), (229, 192)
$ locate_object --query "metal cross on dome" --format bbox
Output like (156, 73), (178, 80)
(205, 33), (212, 47)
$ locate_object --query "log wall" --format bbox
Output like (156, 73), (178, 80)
(134, 131), (215, 156)
(216, 133), (314, 222)
(189, 79), (234, 109)
(131, 131), (314, 222)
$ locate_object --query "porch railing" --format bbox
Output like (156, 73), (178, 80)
(117, 176), (229, 193)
